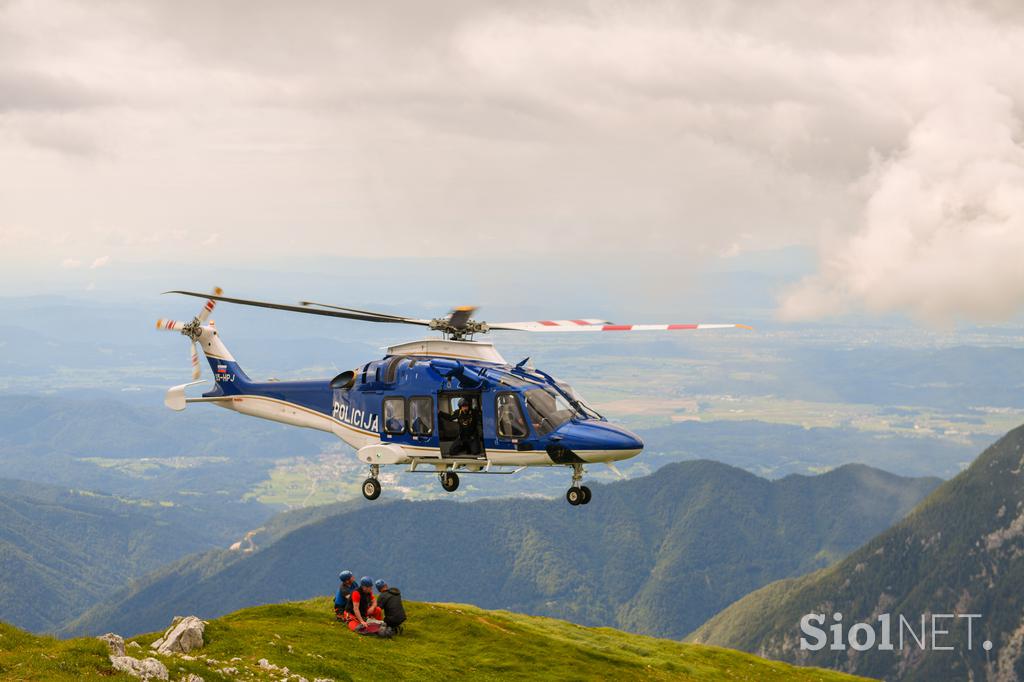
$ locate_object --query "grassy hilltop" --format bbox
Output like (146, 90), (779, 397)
(0, 598), (867, 681)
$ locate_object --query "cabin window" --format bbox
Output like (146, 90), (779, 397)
(383, 397), (405, 434)
(408, 396), (433, 437)
(496, 392), (529, 439)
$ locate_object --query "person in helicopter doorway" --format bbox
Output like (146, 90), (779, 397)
(374, 579), (407, 633)
(333, 570), (357, 621)
(441, 398), (481, 456)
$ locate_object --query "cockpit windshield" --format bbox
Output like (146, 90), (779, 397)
(524, 388), (577, 436)
(555, 382), (603, 420)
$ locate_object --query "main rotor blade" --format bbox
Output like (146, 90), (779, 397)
(299, 300), (430, 324)
(488, 321), (753, 332)
(166, 291), (433, 327)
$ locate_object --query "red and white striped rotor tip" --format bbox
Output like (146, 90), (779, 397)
(155, 318), (184, 332)
(490, 320), (753, 333)
(197, 286), (222, 324)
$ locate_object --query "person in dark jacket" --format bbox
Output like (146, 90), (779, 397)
(334, 570), (356, 620)
(374, 578), (407, 630)
(440, 398), (481, 456)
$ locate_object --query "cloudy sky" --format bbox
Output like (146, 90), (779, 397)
(2, 0), (1023, 323)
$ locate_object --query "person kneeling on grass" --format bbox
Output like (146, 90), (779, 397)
(374, 579), (406, 632)
(343, 576), (383, 632)
(334, 570), (357, 621)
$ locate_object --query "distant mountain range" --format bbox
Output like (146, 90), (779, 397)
(64, 459), (939, 640)
(0, 478), (255, 632)
(690, 424), (1024, 681)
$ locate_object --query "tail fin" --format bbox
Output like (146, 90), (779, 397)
(197, 322), (252, 396)
(156, 287), (252, 394)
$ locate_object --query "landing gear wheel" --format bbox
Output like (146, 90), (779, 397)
(440, 472), (460, 492)
(566, 463), (587, 506)
(362, 478), (381, 501)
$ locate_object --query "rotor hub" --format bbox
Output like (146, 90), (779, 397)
(429, 318), (489, 341)
(181, 317), (202, 342)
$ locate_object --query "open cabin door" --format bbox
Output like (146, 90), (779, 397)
(437, 391), (484, 458)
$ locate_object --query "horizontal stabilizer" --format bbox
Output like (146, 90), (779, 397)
(164, 380), (207, 411)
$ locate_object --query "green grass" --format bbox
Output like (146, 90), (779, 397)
(2, 598), (869, 681)
(0, 622), (116, 680)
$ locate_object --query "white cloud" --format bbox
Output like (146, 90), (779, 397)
(89, 255), (110, 269)
(0, 0), (1021, 314)
(780, 86), (1024, 324)
(60, 257), (81, 268)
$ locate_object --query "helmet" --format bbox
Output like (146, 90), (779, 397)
(359, 575), (374, 588)
(374, 579), (387, 591)
(339, 570), (353, 582)
(458, 398), (469, 408)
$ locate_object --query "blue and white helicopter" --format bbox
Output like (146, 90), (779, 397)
(159, 289), (748, 505)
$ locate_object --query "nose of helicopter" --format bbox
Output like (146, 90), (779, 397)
(553, 420), (644, 462)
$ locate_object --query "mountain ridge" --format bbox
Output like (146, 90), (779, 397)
(690, 423), (1024, 681)
(65, 458), (940, 641)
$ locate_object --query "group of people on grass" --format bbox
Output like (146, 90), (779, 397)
(334, 570), (406, 636)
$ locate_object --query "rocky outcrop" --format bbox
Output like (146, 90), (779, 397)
(151, 615), (206, 655)
(98, 632), (125, 657)
(110, 654), (169, 680)
(99, 615), (204, 680)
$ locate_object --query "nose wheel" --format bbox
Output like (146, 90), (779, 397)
(566, 464), (592, 505)
(440, 471), (460, 492)
(362, 464), (382, 501)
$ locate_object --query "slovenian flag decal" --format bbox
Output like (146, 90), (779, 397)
(216, 364), (228, 374)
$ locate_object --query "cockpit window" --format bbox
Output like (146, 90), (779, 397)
(496, 392), (529, 439)
(492, 373), (532, 388)
(524, 388), (575, 436)
(556, 382), (603, 420)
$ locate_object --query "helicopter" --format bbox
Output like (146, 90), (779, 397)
(158, 289), (749, 505)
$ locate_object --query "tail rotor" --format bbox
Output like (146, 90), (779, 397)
(157, 287), (223, 380)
